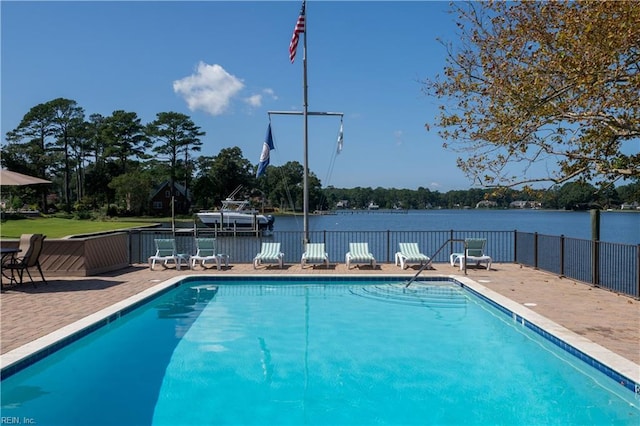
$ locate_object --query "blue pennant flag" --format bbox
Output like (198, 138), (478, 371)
(256, 124), (275, 177)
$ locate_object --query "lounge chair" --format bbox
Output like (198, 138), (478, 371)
(301, 243), (329, 268)
(3, 233), (47, 286)
(345, 242), (376, 269)
(395, 242), (431, 270)
(190, 238), (228, 270)
(253, 242), (284, 269)
(149, 238), (188, 270)
(450, 238), (492, 270)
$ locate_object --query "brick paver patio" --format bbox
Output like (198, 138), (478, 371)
(1, 262), (639, 366)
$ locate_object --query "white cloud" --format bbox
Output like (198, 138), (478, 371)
(245, 94), (262, 107)
(262, 88), (277, 100)
(173, 62), (244, 116)
(243, 88), (278, 107)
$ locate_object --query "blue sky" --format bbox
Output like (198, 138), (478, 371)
(2, 1), (473, 191)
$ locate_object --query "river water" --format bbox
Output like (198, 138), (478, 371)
(274, 209), (639, 245)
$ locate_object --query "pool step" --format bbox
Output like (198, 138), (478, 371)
(349, 284), (467, 308)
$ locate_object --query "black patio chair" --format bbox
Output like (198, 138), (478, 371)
(4, 234), (47, 286)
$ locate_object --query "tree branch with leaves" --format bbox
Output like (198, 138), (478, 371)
(423, 0), (640, 189)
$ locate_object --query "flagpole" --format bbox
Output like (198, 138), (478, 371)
(269, 1), (343, 246)
(302, 8), (310, 245)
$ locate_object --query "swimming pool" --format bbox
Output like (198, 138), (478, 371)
(1, 276), (639, 425)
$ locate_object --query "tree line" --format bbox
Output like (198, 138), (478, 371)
(324, 182), (639, 211)
(2, 97), (638, 217)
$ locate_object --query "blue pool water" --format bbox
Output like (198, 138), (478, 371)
(1, 278), (638, 425)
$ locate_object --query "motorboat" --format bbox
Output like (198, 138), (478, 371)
(197, 199), (274, 231)
(197, 187), (274, 231)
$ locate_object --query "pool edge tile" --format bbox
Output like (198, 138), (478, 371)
(452, 274), (640, 393)
(0, 275), (188, 377)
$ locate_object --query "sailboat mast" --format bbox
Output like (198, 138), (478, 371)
(302, 7), (310, 245)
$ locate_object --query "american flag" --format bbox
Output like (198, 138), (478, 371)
(289, 1), (306, 63)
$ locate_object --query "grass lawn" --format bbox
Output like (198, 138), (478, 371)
(0, 217), (166, 239)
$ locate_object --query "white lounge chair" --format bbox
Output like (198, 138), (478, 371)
(395, 242), (431, 269)
(253, 242), (284, 269)
(345, 242), (376, 269)
(149, 238), (188, 270)
(301, 243), (329, 268)
(450, 238), (492, 270)
(190, 238), (228, 270)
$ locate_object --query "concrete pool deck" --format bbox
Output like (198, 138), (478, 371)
(1, 262), (639, 372)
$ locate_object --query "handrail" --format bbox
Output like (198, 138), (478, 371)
(405, 238), (466, 287)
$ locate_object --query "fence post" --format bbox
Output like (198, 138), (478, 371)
(560, 235), (565, 277)
(592, 240), (600, 286)
(636, 244), (640, 299)
(513, 230), (518, 263)
(128, 230), (134, 264)
(591, 209), (600, 287)
(449, 229), (454, 257)
(386, 229), (390, 263)
(534, 232), (539, 269)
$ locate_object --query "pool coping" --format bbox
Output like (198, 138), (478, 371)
(0, 275), (184, 379)
(453, 275), (640, 395)
(2, 273), (639, 394)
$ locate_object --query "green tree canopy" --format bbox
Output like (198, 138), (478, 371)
(101, 110), (150, 174)
(192, 147), (255, 209)
(147, 111), (204, 198)
(48, 98), (85, 212)
(259, 161), (322, 212)
(108, 170), (153, 216)
(557, 182), (598, 210)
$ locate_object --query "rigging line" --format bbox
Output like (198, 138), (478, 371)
(320, 118), (344, 205)
(316, 119), (343, 216)
(323, 139), (338, 186)
(267, 121), (301, 224)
